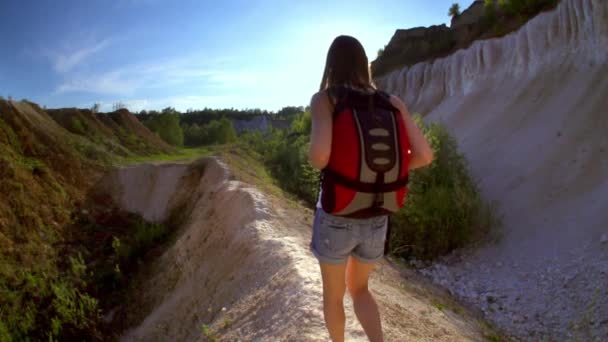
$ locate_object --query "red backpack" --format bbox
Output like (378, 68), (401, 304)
(320, 85), (412, 218)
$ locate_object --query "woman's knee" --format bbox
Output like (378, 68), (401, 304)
(346, 282), (370, 299)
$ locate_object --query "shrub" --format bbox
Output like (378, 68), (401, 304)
(388, 115), (499, 260)
(449, 3), (461, 17)
(183, 117), (237, 147)
(498, 0), (559, 17)
(0, 255), (101, 340)
(484, 0), (559, 26)
(240, 111), (319, 205)
(90, 103), (100, 114)
(134, 219), (167, 252)
(70, 118), (86, 135)
(143, 107), (184, 146)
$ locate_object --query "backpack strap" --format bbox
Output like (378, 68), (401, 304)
(327, 85), (350, 118)
(329, 87), (397, 113)
(322, 168), (409, 193)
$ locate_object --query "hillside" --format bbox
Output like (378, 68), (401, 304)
(1, 98), (507, 340)
(0, 99), (175, 339)
(375, 0), (608, 339)
(372, 0), (560, 77)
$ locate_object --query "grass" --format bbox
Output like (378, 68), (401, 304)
(431, 300), (448, 312)
(213, 144), (307, 207)
(116, 146), (211, 165)
(201, 324), (218, 341)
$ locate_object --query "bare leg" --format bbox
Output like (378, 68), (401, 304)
(319, 262), (347, 342)
(346, 256), (383, 342)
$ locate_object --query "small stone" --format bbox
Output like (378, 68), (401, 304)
(600, 234), (608, 244)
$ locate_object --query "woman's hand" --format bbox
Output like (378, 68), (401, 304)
(389, 95), (434, 170)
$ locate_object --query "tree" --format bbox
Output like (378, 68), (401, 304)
(204, 117), (236, 144)
(484, 0), (496, 11)
(449, 3), (461, 17)
(91, 103), (100, 113)
(143, 108), (184, 146)
(112, 101), (127, 111)
(377, 44), (387, 58)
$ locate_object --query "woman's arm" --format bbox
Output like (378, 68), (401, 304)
(308, 91), (333, 170)
(389, 95), (434, 170)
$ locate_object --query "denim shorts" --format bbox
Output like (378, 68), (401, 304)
(310, 208), (388, 264)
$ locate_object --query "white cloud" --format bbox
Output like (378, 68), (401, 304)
(59, 53), (311, 110)
(55, 56), (265, 96)
(57, 69), (137, 95)
(47, 38), (112, 73)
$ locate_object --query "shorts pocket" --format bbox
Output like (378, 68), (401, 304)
(369, 217), (387, 249)
(318, 216), (352, 253)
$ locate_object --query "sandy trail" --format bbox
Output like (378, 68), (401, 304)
(98, 157), (493, 341)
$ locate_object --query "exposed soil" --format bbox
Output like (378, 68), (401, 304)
(96, 157), (503, 341)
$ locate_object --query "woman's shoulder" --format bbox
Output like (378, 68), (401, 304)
(310, 89), (332, 109)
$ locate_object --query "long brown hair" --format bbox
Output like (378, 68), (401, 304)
(319, 35), (375, 91)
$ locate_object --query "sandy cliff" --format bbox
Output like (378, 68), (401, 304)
(376, 0), (608, 340)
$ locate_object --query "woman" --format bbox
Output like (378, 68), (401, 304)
(308, 35), (434, 342)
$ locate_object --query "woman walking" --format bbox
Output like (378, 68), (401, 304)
(308, 35), (434, 342)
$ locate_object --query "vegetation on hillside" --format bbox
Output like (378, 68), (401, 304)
(389, 116), (499, 260)
(483, 0), (559, 36)
(485, 0), (559, 18)
(0, 100), (181, 340)
(141, 107), (184, 147)
(239, 112), (319, 205)
(137, 106), (303, 127)
(182, 117), (237, 147)
(137, 106), (301, 147)
(374, 0), (560, 77)
(0, 98), (303, 339)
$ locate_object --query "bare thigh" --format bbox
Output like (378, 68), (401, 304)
(346, 256), (375, 296)
(320, 262), (347, 300)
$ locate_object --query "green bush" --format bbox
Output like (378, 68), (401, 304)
(70, 118), (86, 135)
(143, 107), (184, 146)
(0, 254), (100, 341)
(183, 117), (237, 147)
(497, 0), (559, 17)
(240, 111), (319, 205)
(388, 115), (499, 260)
(483, 0), (559, 26)
(134, 219), (167, 252)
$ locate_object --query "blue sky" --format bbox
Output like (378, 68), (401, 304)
(0, 0), (474, 112)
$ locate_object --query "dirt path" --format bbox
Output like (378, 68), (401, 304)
(98, 157), (499, 341)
